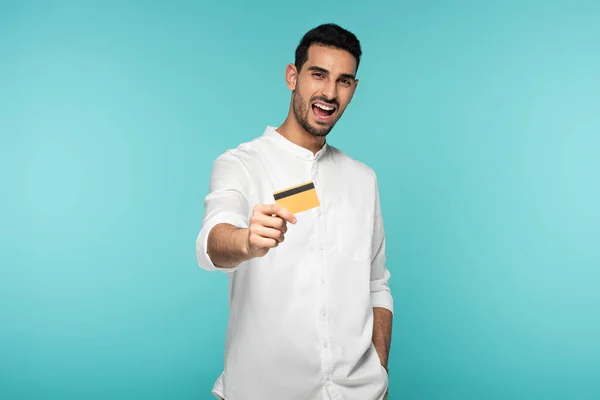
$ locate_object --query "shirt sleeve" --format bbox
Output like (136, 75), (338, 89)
(370, 173), (394, 315)
(196, 151), (252, 272)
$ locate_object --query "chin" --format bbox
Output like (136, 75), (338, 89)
(307, 124), (333, 137)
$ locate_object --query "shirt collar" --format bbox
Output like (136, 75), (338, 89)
(263, 126), (328, 161)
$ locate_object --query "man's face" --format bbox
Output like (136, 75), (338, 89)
(289, 44), (359, 137)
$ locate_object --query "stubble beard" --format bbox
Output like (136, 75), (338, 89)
(292, 90), (335, 137)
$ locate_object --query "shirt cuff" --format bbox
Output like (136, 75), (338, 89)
(371, 290), (394, 315)
(196, 211), (249, 272)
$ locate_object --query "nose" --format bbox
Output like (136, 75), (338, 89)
(320, 79), (337, 101)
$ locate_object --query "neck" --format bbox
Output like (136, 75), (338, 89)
(277, 114), (326, 156)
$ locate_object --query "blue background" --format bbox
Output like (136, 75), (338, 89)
(1, 0), (599, 399)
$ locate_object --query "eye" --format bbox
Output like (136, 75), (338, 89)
(312, 72), (325, 79)
(339, 79), (351, 86)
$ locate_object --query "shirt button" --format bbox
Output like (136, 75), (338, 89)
(321, 277), (325, 284)
(322, 309), (326, 317)
(324, 342), (328, 348)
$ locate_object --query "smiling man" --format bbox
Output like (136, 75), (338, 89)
(196, 23), (394, 400)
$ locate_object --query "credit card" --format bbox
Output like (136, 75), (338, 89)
(273, 181), (320, 214)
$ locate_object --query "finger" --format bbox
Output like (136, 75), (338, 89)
(253, 213), (288, 233)
(254, 226), (285, 242)
(275, 205), (296, 224)
(251, 236), (279, 249)
(249, 213), (288, 234)
(257, 204), (296, 224)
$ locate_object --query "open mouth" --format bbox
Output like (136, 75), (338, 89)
(311, 102), (337, 121)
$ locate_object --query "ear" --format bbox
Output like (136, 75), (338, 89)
(285, 64), (298, 91)
(348, 78), (359, 103)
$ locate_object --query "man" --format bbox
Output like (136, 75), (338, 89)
(196, 23), (393, 400)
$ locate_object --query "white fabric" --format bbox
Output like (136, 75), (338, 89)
(196, 126), (393, 400)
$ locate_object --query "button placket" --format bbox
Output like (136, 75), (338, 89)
(313, 160), (333, 379)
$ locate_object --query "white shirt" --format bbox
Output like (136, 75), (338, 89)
(196, 126), (394, 400)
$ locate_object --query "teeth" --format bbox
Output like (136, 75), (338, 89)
(314, 103), (334, 111)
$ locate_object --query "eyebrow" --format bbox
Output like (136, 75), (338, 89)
(307, 66), (356, 80)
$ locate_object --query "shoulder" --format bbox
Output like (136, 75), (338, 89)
(208, 135), (267, 193)
(212, 134), (266, 170)
(327, 144), (378, 183)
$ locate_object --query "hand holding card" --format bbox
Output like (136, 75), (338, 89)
(247, 204), (296, 258)
(245, 181), (318, 258)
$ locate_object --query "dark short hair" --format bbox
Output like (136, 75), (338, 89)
(295, 23), (362, 74)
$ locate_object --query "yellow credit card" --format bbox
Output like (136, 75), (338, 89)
(273, 181), (320, 214)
